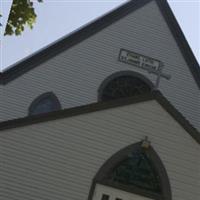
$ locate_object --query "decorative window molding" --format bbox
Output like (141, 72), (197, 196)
(98, 71), (154, 102)
(88, 142), (171, 200)
(28, 92), (61, 116)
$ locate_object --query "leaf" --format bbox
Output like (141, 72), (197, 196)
(4, 0), (43, 36)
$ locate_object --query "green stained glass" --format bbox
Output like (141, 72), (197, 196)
(101, 76), (151, 101)
(108, 149), (161, 193)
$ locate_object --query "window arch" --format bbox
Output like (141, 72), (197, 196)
(98, 71), (154, 102)
(88, 142), (171, 200)
(28, 92), (61, 116)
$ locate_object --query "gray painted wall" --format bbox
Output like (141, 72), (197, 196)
(1, 1), (200, 131)
(0, 86), (4, 122)
(0, 100), (200, 200)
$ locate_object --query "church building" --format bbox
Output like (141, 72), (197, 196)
(0, 0), (200, 199)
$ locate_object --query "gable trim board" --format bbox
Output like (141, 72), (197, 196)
(0, 91), (200, 146)
(0, 0), (199, 88)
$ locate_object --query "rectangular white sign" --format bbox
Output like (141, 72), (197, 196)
(119, 49), (161, 73)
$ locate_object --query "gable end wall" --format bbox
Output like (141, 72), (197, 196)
(1, 1), (200, 131)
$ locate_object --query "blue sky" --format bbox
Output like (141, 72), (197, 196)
(1, 0), (200, 71)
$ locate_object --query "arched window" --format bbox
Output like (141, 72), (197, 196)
(98, 71), (153, 101)
(28, 92), (61, 116)
(108, 148), (161, 193)
(89, 142), (171, 200)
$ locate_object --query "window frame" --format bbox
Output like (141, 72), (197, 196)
(98, 71), (154, 102)
(88, 142), (172, 200)
(28, 92), (61, 116)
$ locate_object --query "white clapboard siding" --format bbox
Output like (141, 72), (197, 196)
(1, 0), (200, 132)
(0, 100), (200, 200)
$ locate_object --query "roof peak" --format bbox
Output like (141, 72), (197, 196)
(1, 0), (199, 87)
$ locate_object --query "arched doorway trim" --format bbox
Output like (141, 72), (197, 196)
(88, 142), (172, 200)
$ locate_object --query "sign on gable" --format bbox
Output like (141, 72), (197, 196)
(119, 49), (171, 88)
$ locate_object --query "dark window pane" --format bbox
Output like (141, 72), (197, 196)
(31, 97), (57, 115)
(29, 93), (61, 116)
(101, 76), (151, 101)
(101, 194), (110, 200)
(108, 149), (161, 193)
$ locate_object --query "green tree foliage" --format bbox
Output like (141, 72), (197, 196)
(4, 0), (43, 36)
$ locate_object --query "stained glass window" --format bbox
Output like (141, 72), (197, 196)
(100, 76), (151, 101)
(29, 92), (61, 116)
(107, 148), (161, 193)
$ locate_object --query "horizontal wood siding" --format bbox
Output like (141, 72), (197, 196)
(0, 100), (200, 200)
(1, 1), (200, 131)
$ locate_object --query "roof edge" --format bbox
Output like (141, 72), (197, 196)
(155, 0), (200, 89)
(1, 0), (199, 88)
(0, 91), (200, 145)
(0, 0), (152, 84)
(0, 92), (154, 131)
(154, 91), (200, 145)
